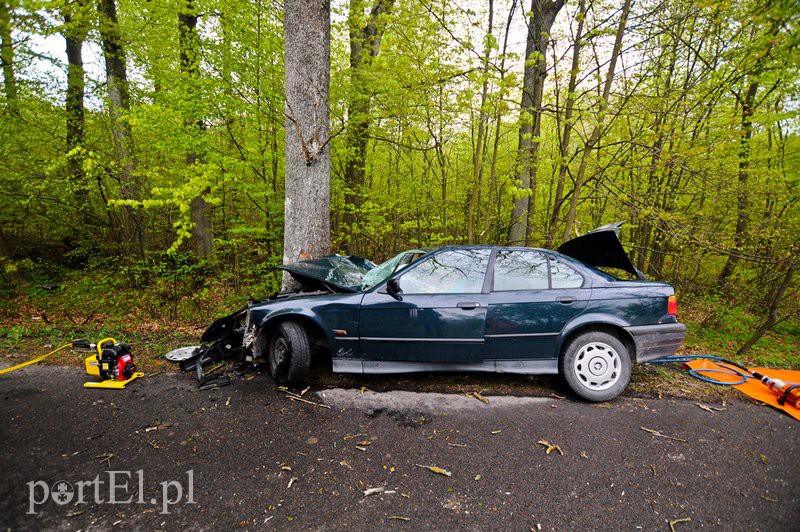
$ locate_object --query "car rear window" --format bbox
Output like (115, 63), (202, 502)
(493, 250), (549, 291)
(549, 258), (584, 288)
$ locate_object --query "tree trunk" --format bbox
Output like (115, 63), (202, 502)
(342, 0), (392, 255)
(561, 0), (630, 241)
(97, 0), (145, 257)
(0, 1), (17, 106)
(283, 0), (331, 288)
(546, 0), (585, 247)
(737, 263), (796, 356)
(63, 2), (89, 208)
(178, 2), (214, 261)
(466, 0), (494, 244)
(718, 80), (759, 285)
(483, 0), (516, 243)
(509, 0), (564, 245)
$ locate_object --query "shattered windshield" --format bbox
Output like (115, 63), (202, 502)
(361, 250), (427, 290)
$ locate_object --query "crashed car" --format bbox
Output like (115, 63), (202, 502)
(197, 222), (686, 401)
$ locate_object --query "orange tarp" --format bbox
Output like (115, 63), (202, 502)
(685, 360), (800, 421)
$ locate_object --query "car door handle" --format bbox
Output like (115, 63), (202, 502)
(457, 302), (481, 310)
(556, 296), (576, 304)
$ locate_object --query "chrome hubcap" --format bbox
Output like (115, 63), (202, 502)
(574, 342), (620, 391)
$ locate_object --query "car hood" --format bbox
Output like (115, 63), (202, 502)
(557, 221), (644, 279)
(276, 255), (376, 292)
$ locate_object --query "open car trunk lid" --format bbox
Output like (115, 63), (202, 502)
(557, 221), (644, 279)
(275, 255), (376, 292)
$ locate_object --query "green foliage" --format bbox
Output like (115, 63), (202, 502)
(0, 0), (797, 359)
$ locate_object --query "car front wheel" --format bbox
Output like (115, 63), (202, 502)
(268, 321), (311, 385)
(559, 331), (631, 402)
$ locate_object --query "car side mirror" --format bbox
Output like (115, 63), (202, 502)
(386, 278), (402, 300)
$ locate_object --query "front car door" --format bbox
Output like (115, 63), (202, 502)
(359, 248), (491, 363)
(485, 250), (589, 359)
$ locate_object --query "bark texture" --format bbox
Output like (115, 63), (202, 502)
(283, 0), (331, 286)
(509, 0), (564, 245)
(63, 2), (89, 205)
(179, 1), (214, 260)
(342, 0), (392, 255)
(98, 0), (145, 256)
(0, 1), (17, 105)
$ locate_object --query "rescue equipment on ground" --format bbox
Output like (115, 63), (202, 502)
(0, 337), (143, 389)
(649, 355), (800, 421)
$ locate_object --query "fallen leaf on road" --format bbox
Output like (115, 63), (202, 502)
(759, 454), (768, 465)
(472, 391), (489, 404)
(537, 440), (563, 455)
(416, 464), (452, 477)
(491, 430), (502, 435)
(287, 477), (298, 489)
(580, 451), (588, 459)
(474, 474), (481, 481)
(363, 487), (385, 497)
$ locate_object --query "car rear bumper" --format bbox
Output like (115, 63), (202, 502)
(625, 323), (687, 363)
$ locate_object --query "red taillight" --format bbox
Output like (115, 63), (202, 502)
(667, 295), (678, 316)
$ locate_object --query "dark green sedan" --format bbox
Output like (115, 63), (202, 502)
(200, 223), (686, 401)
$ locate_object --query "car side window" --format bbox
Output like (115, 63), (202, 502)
(549, 257), (584, 288)
(397, 249), (490, 294)
(493, 250), (549, 291)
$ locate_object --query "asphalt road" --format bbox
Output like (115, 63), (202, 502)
(1, 365), (798, 531)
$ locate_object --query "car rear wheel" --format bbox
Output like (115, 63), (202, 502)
(559, 331), (631, 402)
(268, 321), (311, 385)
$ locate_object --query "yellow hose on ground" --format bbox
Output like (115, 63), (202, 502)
(0, 343), (75, 375)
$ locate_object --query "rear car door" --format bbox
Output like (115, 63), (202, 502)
(359, 249), (491, 363)
(485, 250), (589, 359)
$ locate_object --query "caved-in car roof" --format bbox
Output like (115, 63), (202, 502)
(276, 255), (377, 292)
(557, 221), (643, 279)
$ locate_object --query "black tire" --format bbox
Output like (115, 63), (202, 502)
(268, 321), (311, 385)
(559, 331), (631, 402)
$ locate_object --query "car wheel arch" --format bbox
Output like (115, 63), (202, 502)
(255, 314), (332, 367)
(557, 322), (636, 363)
